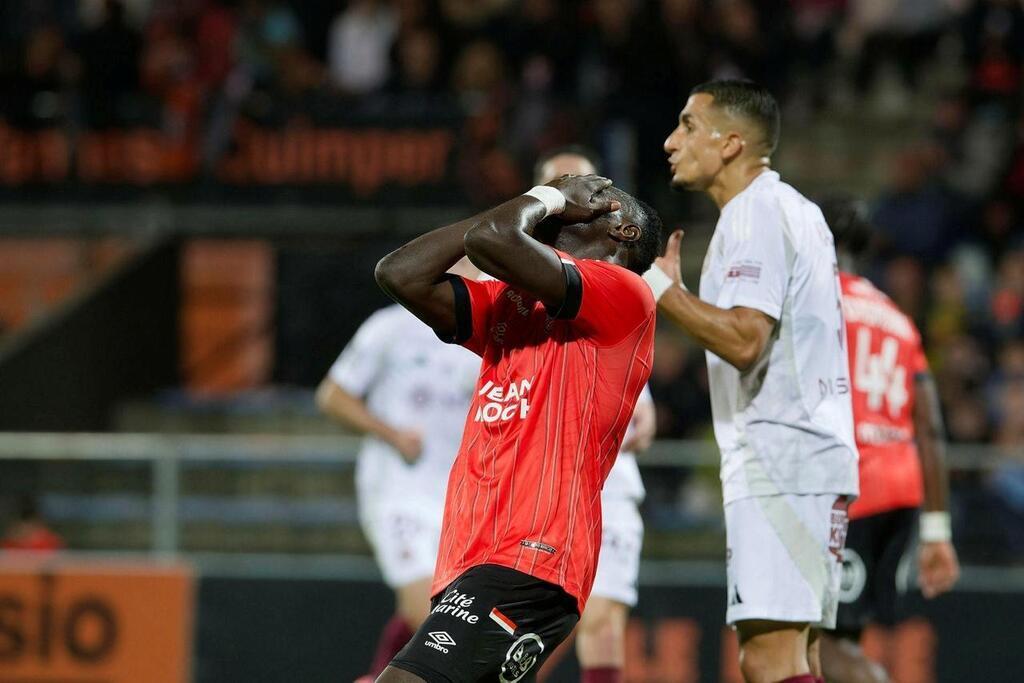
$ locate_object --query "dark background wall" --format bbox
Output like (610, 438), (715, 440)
(195, 577), (1022, 682)
(0, 240), (180, 430)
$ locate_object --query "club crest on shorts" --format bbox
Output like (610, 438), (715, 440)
(499, 633), (544, 683)
(839, 547), (867, 603)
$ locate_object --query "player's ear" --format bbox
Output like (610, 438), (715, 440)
(721, 132), (744, 162)
(609, 223), (641, 244)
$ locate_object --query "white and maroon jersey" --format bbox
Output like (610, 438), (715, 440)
(841, 273), (926, 519)
(328, 305), (481, 501)
(699, 170), (859, 503)
(602, 385), (653, 504)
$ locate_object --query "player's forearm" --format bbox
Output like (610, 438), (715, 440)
(315, 381), (401, 445)
(913, 374), (950, 513)
(462, 196), (547, 271)
(375, 213), (485, 303)
(657, 286), (767, 371)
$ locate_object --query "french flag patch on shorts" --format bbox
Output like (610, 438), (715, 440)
(489, 607), (517, 636)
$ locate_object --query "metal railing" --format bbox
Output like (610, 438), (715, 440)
(1, 432), (1021, 589)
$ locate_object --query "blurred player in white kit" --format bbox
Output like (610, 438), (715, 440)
(645, 80), (859, 683)
(533, 147), (656, 683)
(316, 290), (481, 681)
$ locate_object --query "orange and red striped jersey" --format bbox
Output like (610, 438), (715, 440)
(841, 273), (927, 519)
(432, 251), (655, 613)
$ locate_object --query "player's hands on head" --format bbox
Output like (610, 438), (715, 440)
(918, 541), (959, 599)
(390, 429), (424, 464)
(547, 174), (621, 223)
(653, 229), (685, 284)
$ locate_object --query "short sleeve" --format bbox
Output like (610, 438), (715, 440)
(327, 308), (393, 396)
(438, 275), (505, 357)
(557, 255), (655, 346)
(714, 197), (788, 321)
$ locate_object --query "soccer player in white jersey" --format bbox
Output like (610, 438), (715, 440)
(643, 80), (859, 683)
(316, 286), (481, 680)
(532, 147), (657, 683)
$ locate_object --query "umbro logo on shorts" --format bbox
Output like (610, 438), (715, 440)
(424, 631), (456, 654)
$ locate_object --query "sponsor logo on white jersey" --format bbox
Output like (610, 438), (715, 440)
(474, 378), (533, 423)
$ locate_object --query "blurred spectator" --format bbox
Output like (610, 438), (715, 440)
(873, 148), (963, 263)
(1004, 113), (1024, 198)
(327, 0), (398, 95)
(974, 197), (1019, 256)
(452, 40), (521, 204)
(989, 246), (1024, 342)
(883, 255), (928, 323)
(194, 0), (238, 91)
(649, 332), (712, 438)
(77, 0), (142, 128)
(961, 0), (1024, 104)
(946, 394), (992, 443)
(711, 0), (787, 93)
(500, 0), (573, 92)
(451, 39), (507, 106)
(388, 27), (444, 95)
(994, 379), (1024, 446)
(659, 0), (712, 92)
(3, 24), (72, 128)
(141, 15), (200, 133)
(439, 0), (511, 34)
(786, 0), (844, 111)
(1, 495), (64, 552)
(236, 0), (304, 88)
(927, 263), (969, 348)
(934, 334), (992, 442)
(848, 0), (950, 101)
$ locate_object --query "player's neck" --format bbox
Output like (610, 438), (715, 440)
(555, 234), (617, 265)
(708, 159), (771, 211)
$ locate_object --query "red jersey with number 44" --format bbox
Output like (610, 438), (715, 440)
(432, 251), (655, 613)
(841, 273), (926, 519)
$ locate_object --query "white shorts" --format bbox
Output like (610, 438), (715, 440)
(590, 497), (644, 607)
(359, 495), (444, 589)
(724, 494), (849, 628)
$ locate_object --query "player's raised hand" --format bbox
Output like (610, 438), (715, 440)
(547, 174), (621, 223)
(391, 429), (424, 464)
(918, 541), (959, 598)
(653, 229), (685, 284)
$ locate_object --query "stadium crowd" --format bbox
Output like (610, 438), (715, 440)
(0, 0), (1022, 547)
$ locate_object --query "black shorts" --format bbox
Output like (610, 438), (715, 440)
(390, 564), (579, 683)
(833, 506), (917, 640)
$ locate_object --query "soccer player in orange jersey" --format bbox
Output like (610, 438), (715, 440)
(373, 174), (662, 681)
(534, 147), (656, 683)
(818, 195), (960, 683)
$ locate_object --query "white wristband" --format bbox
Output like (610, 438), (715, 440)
(523, 185), (565, 218)
(642, 265), (675, 301)
(920, 511), (952, 543)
